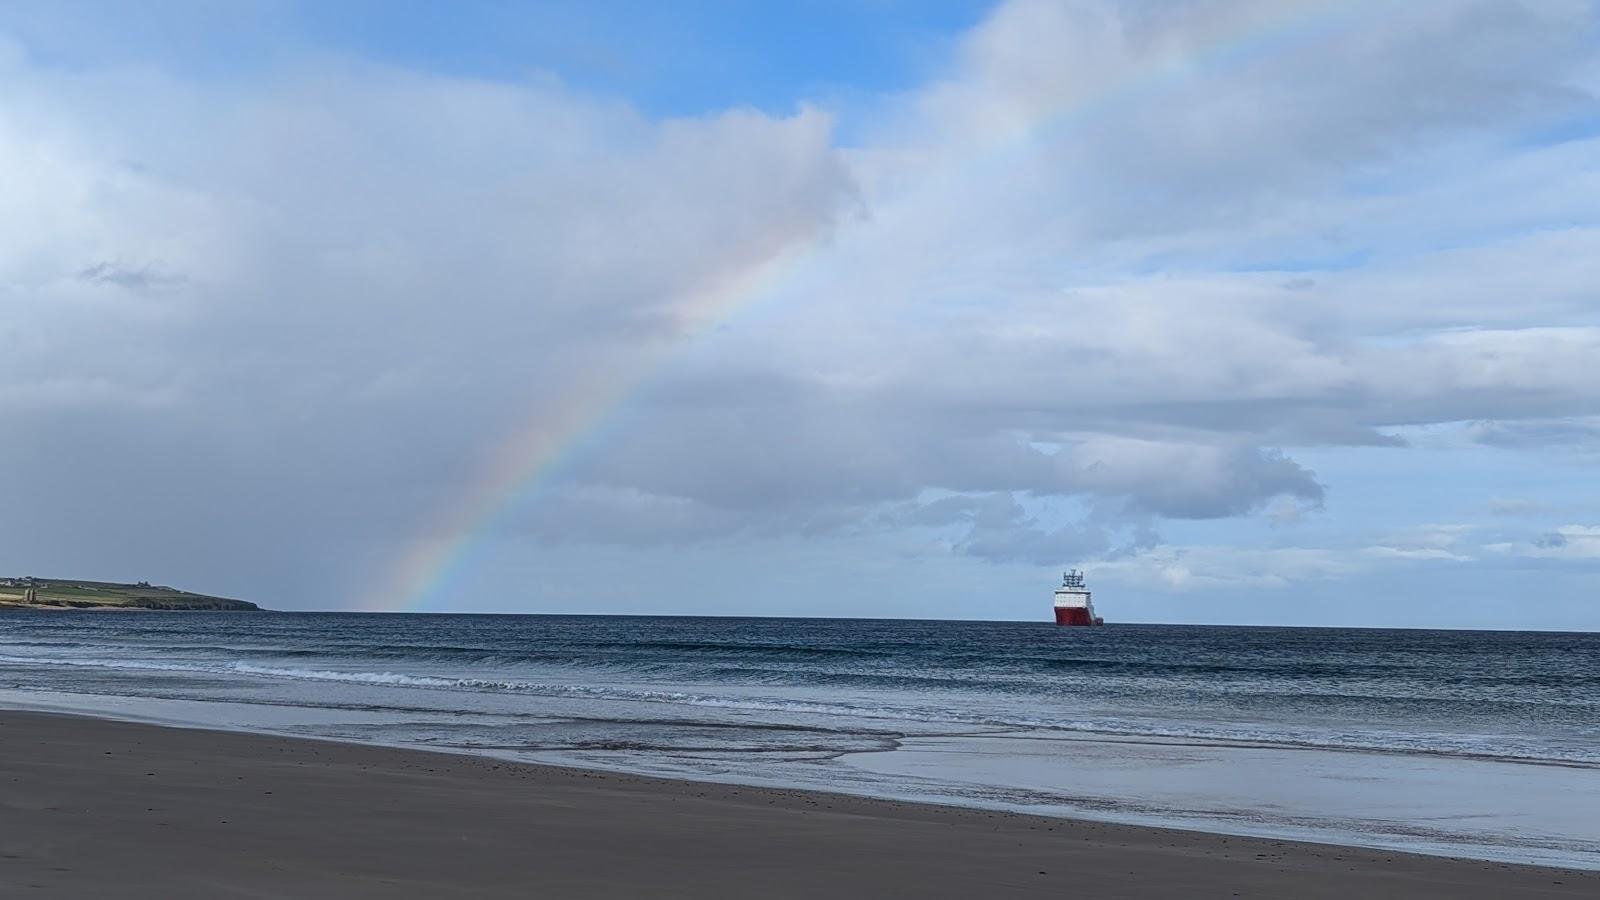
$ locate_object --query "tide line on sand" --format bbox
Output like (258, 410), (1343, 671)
(1, 709), (1596, 900)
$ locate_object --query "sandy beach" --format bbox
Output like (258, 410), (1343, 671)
(1, 710), (1593, 898)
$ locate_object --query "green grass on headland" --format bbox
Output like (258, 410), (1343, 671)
(0, 577), (261, 611)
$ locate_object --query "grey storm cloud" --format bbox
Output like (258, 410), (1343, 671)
(3, 0), (1600, 606)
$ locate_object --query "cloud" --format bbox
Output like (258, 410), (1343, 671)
(1468, 417), (1600, 449)
(0, 45), (855, 597)
(1524, 525), (1600, 559)
(878, 492), (1162, 566)
(1534, 531), (1569, 549)
(1088, 521), (1503, 593)
(1091, 544), (1352, 592)
(2, 1), (1599, 606)
(1361, 546), (1473, 562)
(77, 260), (186, 291)
(1488, 498), (1550, 516)
(877, 0), (1599, 243)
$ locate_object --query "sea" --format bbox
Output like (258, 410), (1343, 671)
(2, 612), (1597, 869)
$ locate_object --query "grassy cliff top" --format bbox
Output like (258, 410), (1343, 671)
(0, 577), (261, 611)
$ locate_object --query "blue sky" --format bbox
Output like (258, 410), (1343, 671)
(3, 0), (988, 114)
(2, 1), (1599, 628)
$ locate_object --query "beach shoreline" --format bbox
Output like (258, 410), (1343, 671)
(2, 708), (1594, 898)
(7, 682), (1596, 872)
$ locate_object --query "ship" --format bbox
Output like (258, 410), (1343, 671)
(1053, 569), (1103, 626)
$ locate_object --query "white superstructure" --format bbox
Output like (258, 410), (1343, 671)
(1053, 570), (1092, 608)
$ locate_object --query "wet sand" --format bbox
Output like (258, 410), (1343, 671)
(1, 710), (1593, 898)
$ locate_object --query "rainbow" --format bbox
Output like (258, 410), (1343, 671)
(359, 236), (823, 611)
(364, 0), (1363, 612)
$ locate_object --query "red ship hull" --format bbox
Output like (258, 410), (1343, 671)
(1054, 607), (1096, 626)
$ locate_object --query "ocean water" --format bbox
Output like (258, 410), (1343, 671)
(2, 612), (1597, 868)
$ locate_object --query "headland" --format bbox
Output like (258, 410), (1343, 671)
(0, 576), (260, 611)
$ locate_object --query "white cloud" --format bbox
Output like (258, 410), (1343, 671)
(1090, 544), (1351, 592)
(1361, 546), (1474, 562)
(1522, 525), (1600, 559)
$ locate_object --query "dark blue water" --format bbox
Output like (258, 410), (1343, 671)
(2, 612), (1595, 762)
(3, 612), (1597, 866)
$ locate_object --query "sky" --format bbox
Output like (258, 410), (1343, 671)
(3, 0), (1599, 628)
